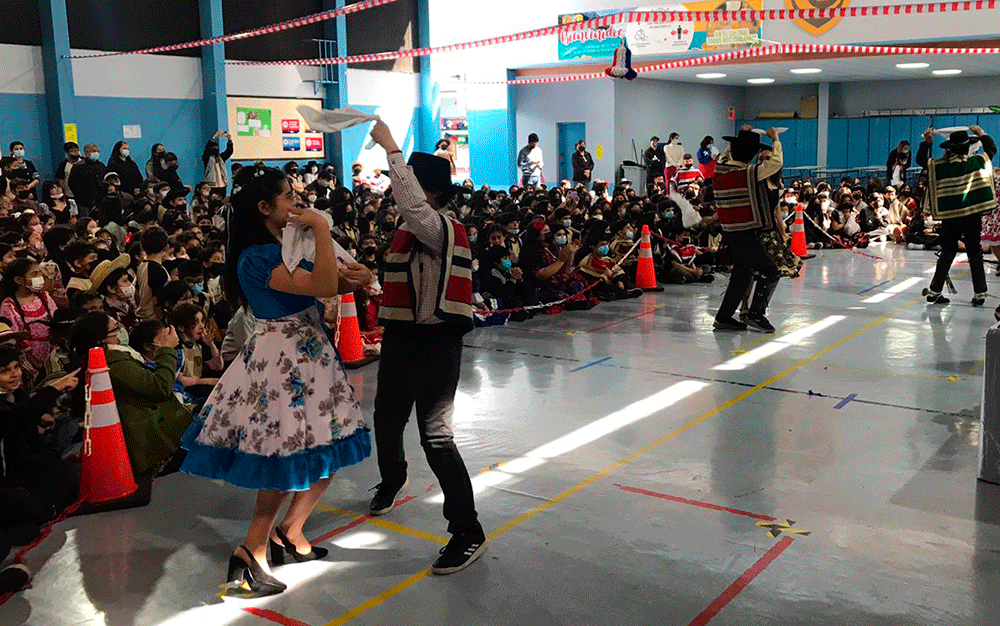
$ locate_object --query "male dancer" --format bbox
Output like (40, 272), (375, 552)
(919, 125), (997, 305)
(713, 126), (783, 332)
(368, 120), (487, 574)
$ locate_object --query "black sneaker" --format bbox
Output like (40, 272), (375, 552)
(738, 310), (750, 323)
(745, 314), (775, 333)
(431, 530), (488, 575)
(0, 564), (30, 594)
(369, 478), (408, 516)
(713, 317), (747, 331)
(926, 292), (950, 305)
(973, 293), (987, 307)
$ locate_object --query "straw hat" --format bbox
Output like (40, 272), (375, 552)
(0, 322), (29, 343)
(89, 253), (131, 292)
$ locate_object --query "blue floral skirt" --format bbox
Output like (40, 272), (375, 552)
(180, 307), (371, 491)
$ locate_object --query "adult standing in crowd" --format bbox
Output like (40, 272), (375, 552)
(572, 140), (595, 188)
(664, 133), (685, 187)
(713, 126), (783, 332)
(146, 144), (166, 181)
(107, 141), (144, 197)
(887, 140), (911, 187)
(68, 143), (107, 218)
(368, 119), (488, 575)
(435, 139), (458, 176)
(643, 136), (665, 184)
(54, 142), (81, 200)
(518, 133), (544, 187)
(920, 126), (997, 306)
(9, 141), (40, 199)
(697, 136), (718, 183)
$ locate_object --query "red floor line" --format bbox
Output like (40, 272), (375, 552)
(243, 607), (313, 626)
(687, 536), (795, 626)
(614, 484), (778, 522)
(308, 490), (426, 545)
(586, 308), (660, 333)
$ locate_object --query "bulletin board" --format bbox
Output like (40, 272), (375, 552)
(226, 96), (326, 161)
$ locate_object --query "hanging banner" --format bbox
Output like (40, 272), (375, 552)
(557, 11), (628, 60)
(627, 1), (763, 54)
(785, 0), (850, 35)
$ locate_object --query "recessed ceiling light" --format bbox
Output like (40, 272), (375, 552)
(932, 69), (963, 75)
(790, 68), (822, 74)
(747, 78), (775, 84)
(896, 62), (930, 69)
(696, 73), (727, 79)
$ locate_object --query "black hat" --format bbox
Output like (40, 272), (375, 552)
(407, 152), (464, 205)
(45, 307), (83, 328)
(941, 130), (977, 150)
(722, 129), (768, 154)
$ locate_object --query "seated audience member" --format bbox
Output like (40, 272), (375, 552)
(68, 312), (192, 495)
(479, 245), (533, 322)
(519, 219), (595, 312)
(63, 240), (98, 297)
(170, 303), (222, 400)
(136, 227), (171, 321)
(91, 253), (137, 336)
(577, 232), (642, 301)
(0, 258), (58, 386)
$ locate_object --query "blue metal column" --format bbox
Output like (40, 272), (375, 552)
(38, 0), (77, 166)
(199, 0), (228, 147)
(417, 0), (438, 154)
(324, 0), (348, 186)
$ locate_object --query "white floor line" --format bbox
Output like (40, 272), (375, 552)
(862, 277), (923, 303)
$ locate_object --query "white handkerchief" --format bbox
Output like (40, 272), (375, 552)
(297, 105), (379, 134)
(281, 208), (379, 290)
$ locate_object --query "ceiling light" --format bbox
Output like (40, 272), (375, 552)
(696, 73), (727, 79)
(932, 69), (963, 75)
(790, 68), (822, 74)
(896, 62), (930, 69)
(747, 78), (775, 84)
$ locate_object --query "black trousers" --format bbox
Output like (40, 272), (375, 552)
(930, 213), (988, 295)
(373, 324), (481, 536)
(717, 230), (781, 320)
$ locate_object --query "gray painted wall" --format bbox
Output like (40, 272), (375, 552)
(742, 84), (817, 119)
(516, 80), (617, 185)
(829, 77), (1000, 117)
(613, 79), (743, 170)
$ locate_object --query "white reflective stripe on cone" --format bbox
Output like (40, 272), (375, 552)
(341, 295), (358, 318)
(90, 402), (122, 429)
(89, 371), (113, 394)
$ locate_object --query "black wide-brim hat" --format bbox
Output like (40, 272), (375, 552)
(722, 129), (769, 154)
(941, 130), (977, 150)
(407, 152), (465, 205)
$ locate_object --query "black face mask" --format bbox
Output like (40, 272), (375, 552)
(344, 211), (356, 223)
(208, 262), (225, 276)
(17, 190), (30, 199)
(578, 147), (586, 153)
(364, 246), (377, 256)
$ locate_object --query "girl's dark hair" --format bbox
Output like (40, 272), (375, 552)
(160, 281), (193, 313)
(225, 165), (288, 309)
(74, 218), (95, 239)
(700, 136), (714, 149)
(0, 258), (36, 299)
(67, 311), (112, 371)
(170, 303), (202, 331)
(130, 320), (164, 356)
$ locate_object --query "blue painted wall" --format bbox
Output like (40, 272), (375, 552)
(0, 94), (55, 179)
(468, 108), (514, 189)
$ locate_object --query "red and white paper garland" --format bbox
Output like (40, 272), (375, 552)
(228, 1), (998, 67)
(67, 0), (401, 59)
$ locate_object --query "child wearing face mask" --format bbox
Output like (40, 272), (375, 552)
(63, 241), (98, 297)
(92, 256), (138, 338)
(577, 234), (642, 301)
(0, 259), (58, 386)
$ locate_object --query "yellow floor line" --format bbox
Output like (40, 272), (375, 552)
(322, 294), (924, 626)
(315, 504), (449, 545)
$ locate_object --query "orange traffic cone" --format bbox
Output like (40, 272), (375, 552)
(791, 204), (808, 258)
(636, 225), (664, 292)
(80, 347), (138, 504)
(337, 293), (378, 370)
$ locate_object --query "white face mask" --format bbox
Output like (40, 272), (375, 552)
(120, 283), (136, 300)
(28, 276), (45, 292)
(307, 194), (318, 204)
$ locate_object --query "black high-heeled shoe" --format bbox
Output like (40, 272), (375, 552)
(226, 545), (287, 596)
(269, 527), (329, 566)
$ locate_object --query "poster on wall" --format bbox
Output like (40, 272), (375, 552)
(439, 85), (470, 182)
(227, 96), (324, 160)
(784, 0), (848, 36)
(557, 11), (628, 60)
(557, 3), (761, 60)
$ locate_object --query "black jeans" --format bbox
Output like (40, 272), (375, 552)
(373, 325), (481, 536)
(930, 213), (988, 295)
(717, 230), (781, 320)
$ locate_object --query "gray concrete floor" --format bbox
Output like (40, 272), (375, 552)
(4, 244), (1000, 626)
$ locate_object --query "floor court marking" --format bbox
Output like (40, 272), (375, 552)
(585, 305), (664, 333)
(834, 393), (858, 409)
(323, 295), (924, 626)
(244, 607), (314, 626)
(309, 491), (425, 545)
(856, 279), (892, 295)
(315, 504), (448, 545)
(687, 537), (796, 626)
(570, 356), (612, 372)
(614, 484), (777, 522)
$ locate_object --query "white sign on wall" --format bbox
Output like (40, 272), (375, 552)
(627, 4), (695, 56)
(122, 125), (142, 139)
